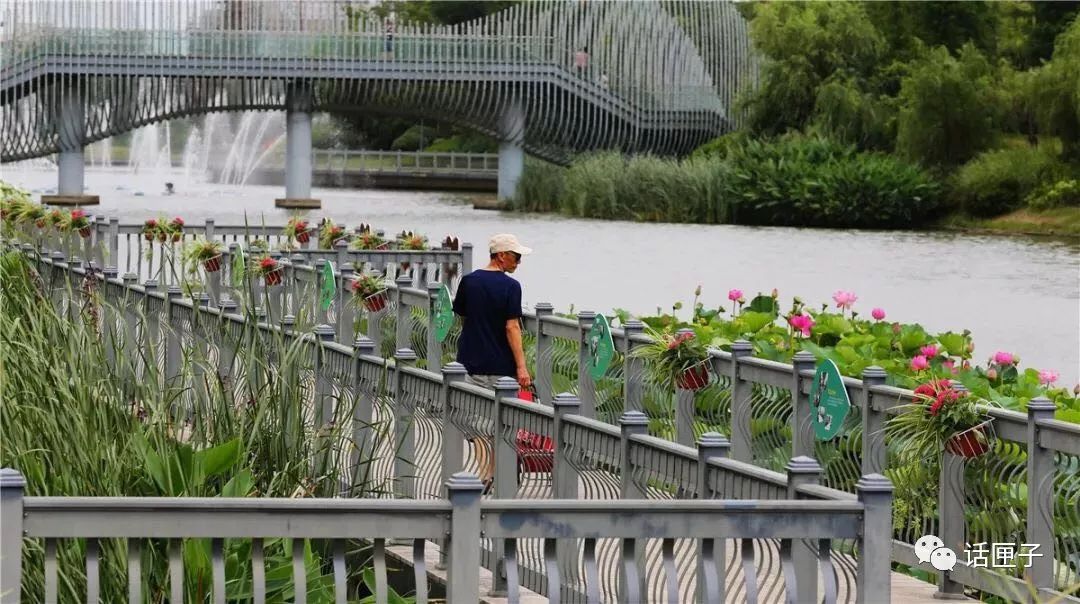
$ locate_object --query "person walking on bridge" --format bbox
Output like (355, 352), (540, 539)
(452, 234), (533, 490)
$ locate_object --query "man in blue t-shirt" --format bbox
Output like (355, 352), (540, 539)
(452, 233), (533, 491)
(453, 233), (532, 389)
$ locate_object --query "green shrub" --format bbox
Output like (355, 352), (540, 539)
(723, 135), (941, 227)
(951, 146), (1067, 217)
(512, 157), (565, 212)
(1026, 179), (1080, 210)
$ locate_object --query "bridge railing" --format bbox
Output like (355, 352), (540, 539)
(8, 234), (1078, 601)
(0, 468), (891, 604)
(312, 149), (498, 175)
(289, 257), (1080, 602)
(5, 242), (899, 603)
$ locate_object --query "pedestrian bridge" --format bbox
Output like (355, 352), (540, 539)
(3, 214), (1076, 602)
(0, 0), (757, 203)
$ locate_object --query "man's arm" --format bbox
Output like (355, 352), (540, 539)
(505, 319), (531, 388)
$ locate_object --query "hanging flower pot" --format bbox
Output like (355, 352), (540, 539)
(35, 218), (46, 229)
(264, 268), (283, 286)
(676, 363), (711, 390)
(203, 254), (223, 273)
(296, 230), (310, 244)
(945, 423), (991, 458)
(69, 209), (91, 238)
(363, 290), (389, 313)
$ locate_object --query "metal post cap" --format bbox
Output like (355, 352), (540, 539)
(394, 348), (418, 361)
(855, 473), (894, 493)
(731, 340), (753, 354)
(354, 336), (376, 350)
(785, 456), (823, 475)
(553, 392), (581, 407)
(441, 362), (467, 375)
(446, 471), (485, 492)
(0, 468), (26, 488)
(618, 410), (649, 427)
(698, 432), (731, 448)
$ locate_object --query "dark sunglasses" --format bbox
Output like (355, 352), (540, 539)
(511, 252), (522, 263)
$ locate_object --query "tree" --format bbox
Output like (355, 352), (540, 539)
(743, 2), (884, 136)
(895, 44), (1000, 167)
(1033, 18), (1080, 161)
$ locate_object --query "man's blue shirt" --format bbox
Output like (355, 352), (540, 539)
(453, 269), (522, 376)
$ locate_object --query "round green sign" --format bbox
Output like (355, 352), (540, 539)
(587, 314), (615, 380)
(433, 285), (454, 343)
(811, 359), (851, 441)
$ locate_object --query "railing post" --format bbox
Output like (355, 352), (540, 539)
(350, 337), (377, 493)
(395, 274), (412, 351)
(491, 377), (520, 596)
(729, 340), (754, 463)
(675, 327), (697, 446)
(164, 285), (183, 387)
(618, 411), (649, 602)
(791, 351), (817, 459)
(290, 254), (308, 319)
(553, 393), (582, 601)
(93, 215), (106, 268)
(0, 468), (26, 604)
(860, 366), (888, 475)
(697, 432), (730, 603)
(121, 273), (139, 384)
(142, 279), (160, 382)
(334, 239), (348, 276)
(533, 302), (554, 405)
(1026, 396), (1056, 592)
(101, 267), (119, 371)
(856, 474), (894, 604)
(576, 311), (597, 418)
(553, 392), (582, 499)
(619, 411), (649, 498)
(446, 472), (483, 604)
(439, 362), (468, 570)
(314, 325), (336, 429)
(314, 259), (330, 324)
(337, 264), (355, 344)
(460, 243), (473, 277)
(107, 217), (119, 271)
(786, 456), (823, 603)
(621, 319), (645, 412)
(426, 282), (443, 370)
(216, 300), (238, 380)
(393, 348), (418, 498)
(697, 432), (730, 498)
(938, 443), (967, 595)
(207, 262), (223, 308)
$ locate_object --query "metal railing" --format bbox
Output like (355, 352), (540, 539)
(309, 149), (498, 176)
(1, 240), (901, 603)
(0, 469), (893, 604)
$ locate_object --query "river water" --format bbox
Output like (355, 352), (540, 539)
(8, 166), (1080, 386)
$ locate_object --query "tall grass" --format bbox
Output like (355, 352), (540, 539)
(511, 137), (941, 228)
(0, 250), (393, 602)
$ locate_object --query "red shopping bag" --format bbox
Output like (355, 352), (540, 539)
(515, 387), (554, 473)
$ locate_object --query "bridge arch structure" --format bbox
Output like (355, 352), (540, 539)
(0, 0), (756, 205)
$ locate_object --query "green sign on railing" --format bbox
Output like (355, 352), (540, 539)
(811, 359), (850, 441)
(433, 284), (454, 343)
(587, 314), (615, 380)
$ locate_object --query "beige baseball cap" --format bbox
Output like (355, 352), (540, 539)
(489, 233), (533, 256)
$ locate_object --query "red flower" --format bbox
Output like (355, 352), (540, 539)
(145, 219), (157, 227)
(170, 217), (184, 227)
(71, 209), (86, 219)
(260, 257), (277, 270)
(667, 331), (694, 349)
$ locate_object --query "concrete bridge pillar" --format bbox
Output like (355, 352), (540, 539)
(276, 83), (320, 209)
(43, 88), (99, 206)
(497, 98), (525, 202)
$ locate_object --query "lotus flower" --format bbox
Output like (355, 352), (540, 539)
(728, 289), (743, 302)
(993, 351), (1017, 365)
(920, 344), (940, 358)
(871, 308), (886, 321)
(788, 314), (814, 338)
(832, 290), (858, 310)
(1038, 370), (1059, 386)
(910, 355), (930, 371)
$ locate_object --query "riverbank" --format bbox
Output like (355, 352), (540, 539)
(936, 207), (1080, 238)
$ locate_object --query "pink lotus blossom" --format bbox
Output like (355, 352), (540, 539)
(728, 289), (743, 302)
(1038, 370), (1059, 386)
(993, 351), (1017, 365)
(943, 359), (957, 374)
(832, 290), (858, 310)
(920, 344), (940, 358)
(788, 314), (815, 338)
(871, 308), (886, 321)
(910, 355), (930, 371)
